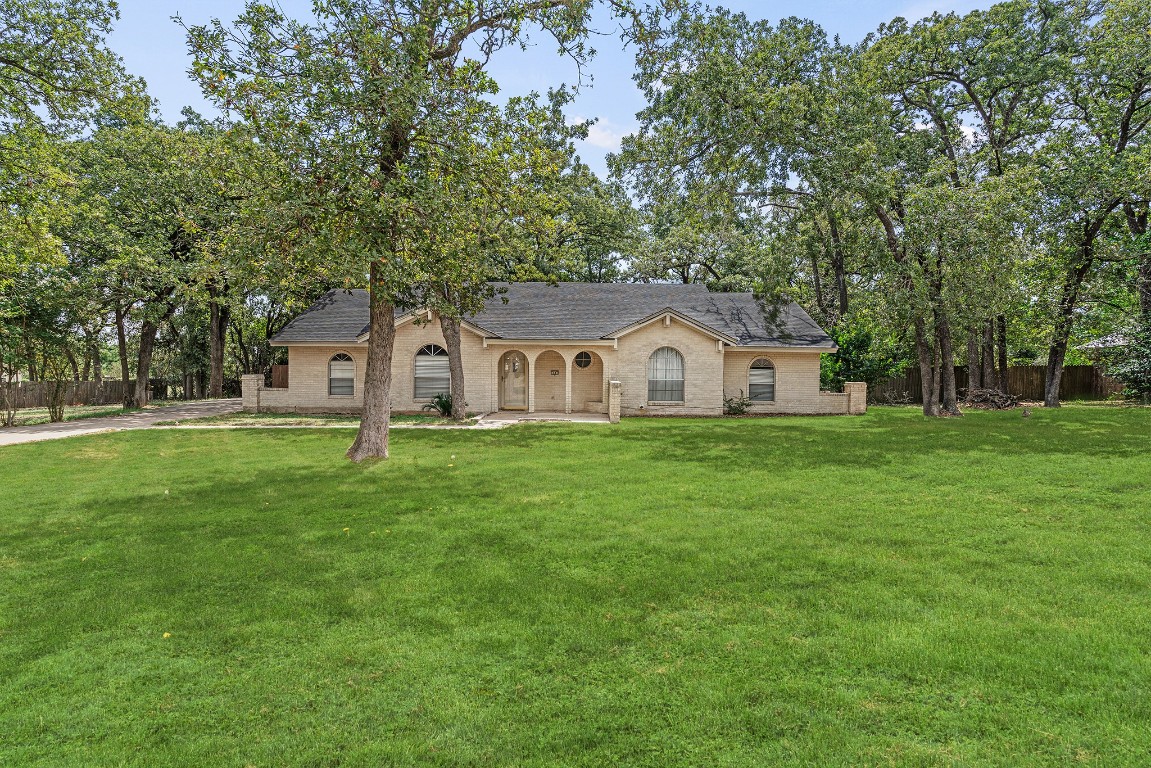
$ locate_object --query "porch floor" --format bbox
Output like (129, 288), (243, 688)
(480, 411), (611, 425)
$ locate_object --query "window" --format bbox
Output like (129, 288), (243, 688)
(647, 347), (685, 402)
(574, 351), (592, 369)
(749, 358), (776, 401)
(414, 344), (450, 399)
(328, 353), (355, 396)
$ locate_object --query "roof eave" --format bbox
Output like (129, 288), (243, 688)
(607, 308), (738, 344)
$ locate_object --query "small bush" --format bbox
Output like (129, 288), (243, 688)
(723, 390), (753, 416)
(422, 392), (454, 418)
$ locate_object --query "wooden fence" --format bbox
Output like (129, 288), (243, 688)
(2, 380), (137, 409)
(270, 365), (289, 389)
(871, 365), (1123, 404)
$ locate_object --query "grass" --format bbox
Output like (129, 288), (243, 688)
(6, 399), (204, 427)
(154, 411), (463, 427)
(1, 406), (1149, 766)
(6, 403), (137, 427)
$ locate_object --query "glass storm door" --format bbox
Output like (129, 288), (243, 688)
(500, 351), (528, 410)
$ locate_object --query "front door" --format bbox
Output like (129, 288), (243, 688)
(499, 351), (528, 410)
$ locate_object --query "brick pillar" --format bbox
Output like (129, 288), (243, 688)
(845, 381), (867, 415)
(564, 356), (573, 414)
(241, 374), (263, 413)
(526, 354), (535, 413)
(608, 380), (621, 423)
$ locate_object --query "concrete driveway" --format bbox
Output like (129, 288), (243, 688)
(0, 399), (243, 447)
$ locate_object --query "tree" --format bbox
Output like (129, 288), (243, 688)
(184, 0), (638, 460)
(1035, 0), (1151, 406)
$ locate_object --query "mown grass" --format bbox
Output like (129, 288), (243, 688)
(7, 404), (136, 427)
(1, 407), (1149, 766)
(154, 411), (460, 427)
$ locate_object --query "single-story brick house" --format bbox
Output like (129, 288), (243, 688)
(242, 282), (866, 418)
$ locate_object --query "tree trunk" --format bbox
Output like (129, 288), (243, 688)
(966, 331), (981, 390)
(981, 320), (998, 391)
(914, 317), (938, 416)
(1045, 255), (1094, 408)
(208, 284), (230, 398)
(133, 320), (159, 408)
(347, 267), (396, 462)
(65, 347), (80, 381)
(810, 246), (826, 320)
(115, 306), (131, 407)
(996, 315), (1008, 393)
(937, 313), (961, 416)
(439, 313), (467, 420)
(827, 209), (849, 319)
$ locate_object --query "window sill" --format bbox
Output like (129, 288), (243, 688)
(646, 401), (686, 406)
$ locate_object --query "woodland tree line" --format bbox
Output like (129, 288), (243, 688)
(1, 0), (1148, 458)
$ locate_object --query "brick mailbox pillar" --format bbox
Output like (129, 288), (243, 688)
(845, 381), (867, 415)
(608, 380), (622, 423)
(241, 374), (264, 413)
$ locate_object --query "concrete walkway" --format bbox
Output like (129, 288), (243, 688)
(478, 411), (611, 425)
(0, 399), (242, 447)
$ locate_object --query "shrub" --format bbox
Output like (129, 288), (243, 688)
(723, 390), (753, 416)
(422, 392), (454, 418)
(820, 320), (910, 391)
(1108, 325), (1151, 403)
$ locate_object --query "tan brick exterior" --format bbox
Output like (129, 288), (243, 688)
(250, 310), (860, 417)
(608, 316), (725, 416)
(722, 350), (849, 415)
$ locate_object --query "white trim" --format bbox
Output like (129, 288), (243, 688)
(610, 309), (737, 344)
(354, 310), (494, 342)
(727, 344), (838, 353)
(483, 338), (619, 347)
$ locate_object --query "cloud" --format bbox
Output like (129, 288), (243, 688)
(569, 115), (632, 151)
(897, 0), (991, 23)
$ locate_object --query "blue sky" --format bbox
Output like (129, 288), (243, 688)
(110, 1), (992, 177)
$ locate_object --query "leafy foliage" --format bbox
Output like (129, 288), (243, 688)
(421, 392), (456, 418)
(722, 390), (752, 416)
(1108, 326), (1151, 402)
(820, 321), (911, 392)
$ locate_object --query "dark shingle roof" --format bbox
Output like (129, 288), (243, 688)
(272, 289), (371, 343)
(272, 283), (834, 348)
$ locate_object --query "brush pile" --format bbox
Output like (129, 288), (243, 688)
(961, 388), (1019, 410)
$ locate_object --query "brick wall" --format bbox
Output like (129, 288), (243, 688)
(612, 318), (725, 416)
(722, 352), (851, 414)
(722, 350), (848, 415)
(267, 313), (849, 417)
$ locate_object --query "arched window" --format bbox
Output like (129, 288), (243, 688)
(749, 358), (775, 401)
(414, 344), (451, 399)
(328, 353), (355, 396)
(647, 347), (685, 402)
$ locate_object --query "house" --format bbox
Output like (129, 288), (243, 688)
(241, 282), (867, 418)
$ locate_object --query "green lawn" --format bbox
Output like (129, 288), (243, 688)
(1, 408), (1149, 766)
(154, 411), (462, 427)
(7, 403), (135, 426)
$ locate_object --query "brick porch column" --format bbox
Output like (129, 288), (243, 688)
(527, 353), (535, 413)
(564, 353), (573, 414)
(608, 380), (621, 423)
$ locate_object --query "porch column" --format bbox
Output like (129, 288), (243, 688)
(527, 353), (535, 413)
(564, 353), (573, 414)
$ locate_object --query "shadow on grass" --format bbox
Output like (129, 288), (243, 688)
(609, 407), (1151, 472)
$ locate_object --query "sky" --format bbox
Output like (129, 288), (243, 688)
(109, 0), (994, 178)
